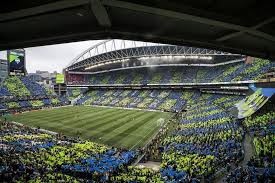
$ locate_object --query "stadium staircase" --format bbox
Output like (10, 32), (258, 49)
(214, 133), (255, 183)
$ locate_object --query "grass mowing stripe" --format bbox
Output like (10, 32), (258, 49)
(21, 107), (105, 126)
(82, 110), (135, 134)
(16, 107), (80, 118)
(130, 122), (160, 149)
(74, 109), (129, 130)
(70, 108), (123, 129)
(3, 106), (172, 149)
(24, 107), (114, 131)
(47, 107), (118, 130)
(11, 108), (84, 123)
(98, 111), (146, 134)
(90, 111), (147, 139)
(99, 112), (152, 140)
(104, 112), (157, 146)
(120, 115), (164, 145)
(101, 111), (148, 135)
(14, 112), (83, 128)
(4, 107), (96, 128)
(10, 107), (124, 135)
(132, 113), (171, 147)
(18, 106), (103, 122)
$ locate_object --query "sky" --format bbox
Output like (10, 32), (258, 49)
(0, 40), (103, 73)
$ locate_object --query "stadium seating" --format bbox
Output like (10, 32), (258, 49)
(76, 89), (245, 115)
(67, 88), (88, 101)
(159, 95), (245, 181)
(66, 59), (275, 86)
(0, 76), (69, 115)
(0, 86), (11, 97)
(225, 103), (275, 182)
(76, 89), (194, 112)
(1, 57), (274, 182)
(58, 96), (70, 105)
(3, 76), (30, 97)
(20, 76), (48, 96)
(0, 122), (139, 182)
(43, 98), (51, 105)
(1, 85), (274, 182)
(18, 101), (32, 108)
(72, 88), (263, 182)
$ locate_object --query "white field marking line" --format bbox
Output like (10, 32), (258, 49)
(19, 105), (73, 114)
(130, 117), (167, 150)
(28, 110), (148, 139)
(130, 122), (157, 150)
(10, 120), (144, 140)
(140, 120), (171, 149)
(133, 114), (171, 150)
(10, 121), (58, 135)
(86, 104), (167, 113)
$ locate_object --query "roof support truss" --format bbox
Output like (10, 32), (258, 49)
(102, 0), (275, 42)
(216, 17), (275, 42)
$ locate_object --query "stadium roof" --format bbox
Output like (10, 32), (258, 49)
(66, 39), (244, 71)
(0, 0), (275, 59)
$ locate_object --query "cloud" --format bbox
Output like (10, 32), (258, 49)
(1, 40), (103, 73)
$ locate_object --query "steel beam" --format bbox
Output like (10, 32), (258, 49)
(216, 17), (275, 42)
(102, 0), (275, 42)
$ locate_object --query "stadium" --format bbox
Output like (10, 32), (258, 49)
(1, 1), (275, 183)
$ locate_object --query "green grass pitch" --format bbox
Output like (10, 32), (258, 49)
(2, 106), (172, 149)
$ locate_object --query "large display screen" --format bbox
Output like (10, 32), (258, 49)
(7, 49), (25, 74)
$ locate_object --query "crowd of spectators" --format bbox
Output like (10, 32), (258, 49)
(0, 122), (140, 182)
(225, 102), (275, 182)
(159, 95), (246, 182)
(76, 89), (199, 112)
(1, 64), (274, 182)
(143, 118), (179, 162)
(0, 76), (70, 116)
(66, 58), (275, 86)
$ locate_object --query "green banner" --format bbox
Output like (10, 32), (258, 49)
(56, 74), (65, 84)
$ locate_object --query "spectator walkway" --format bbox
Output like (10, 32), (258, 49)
(216, 133), (255, 183)
(241, 134), (254, 166)
(137, 161), (161, 171)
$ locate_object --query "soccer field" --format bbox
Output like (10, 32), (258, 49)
(3, 106), (172, 149)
